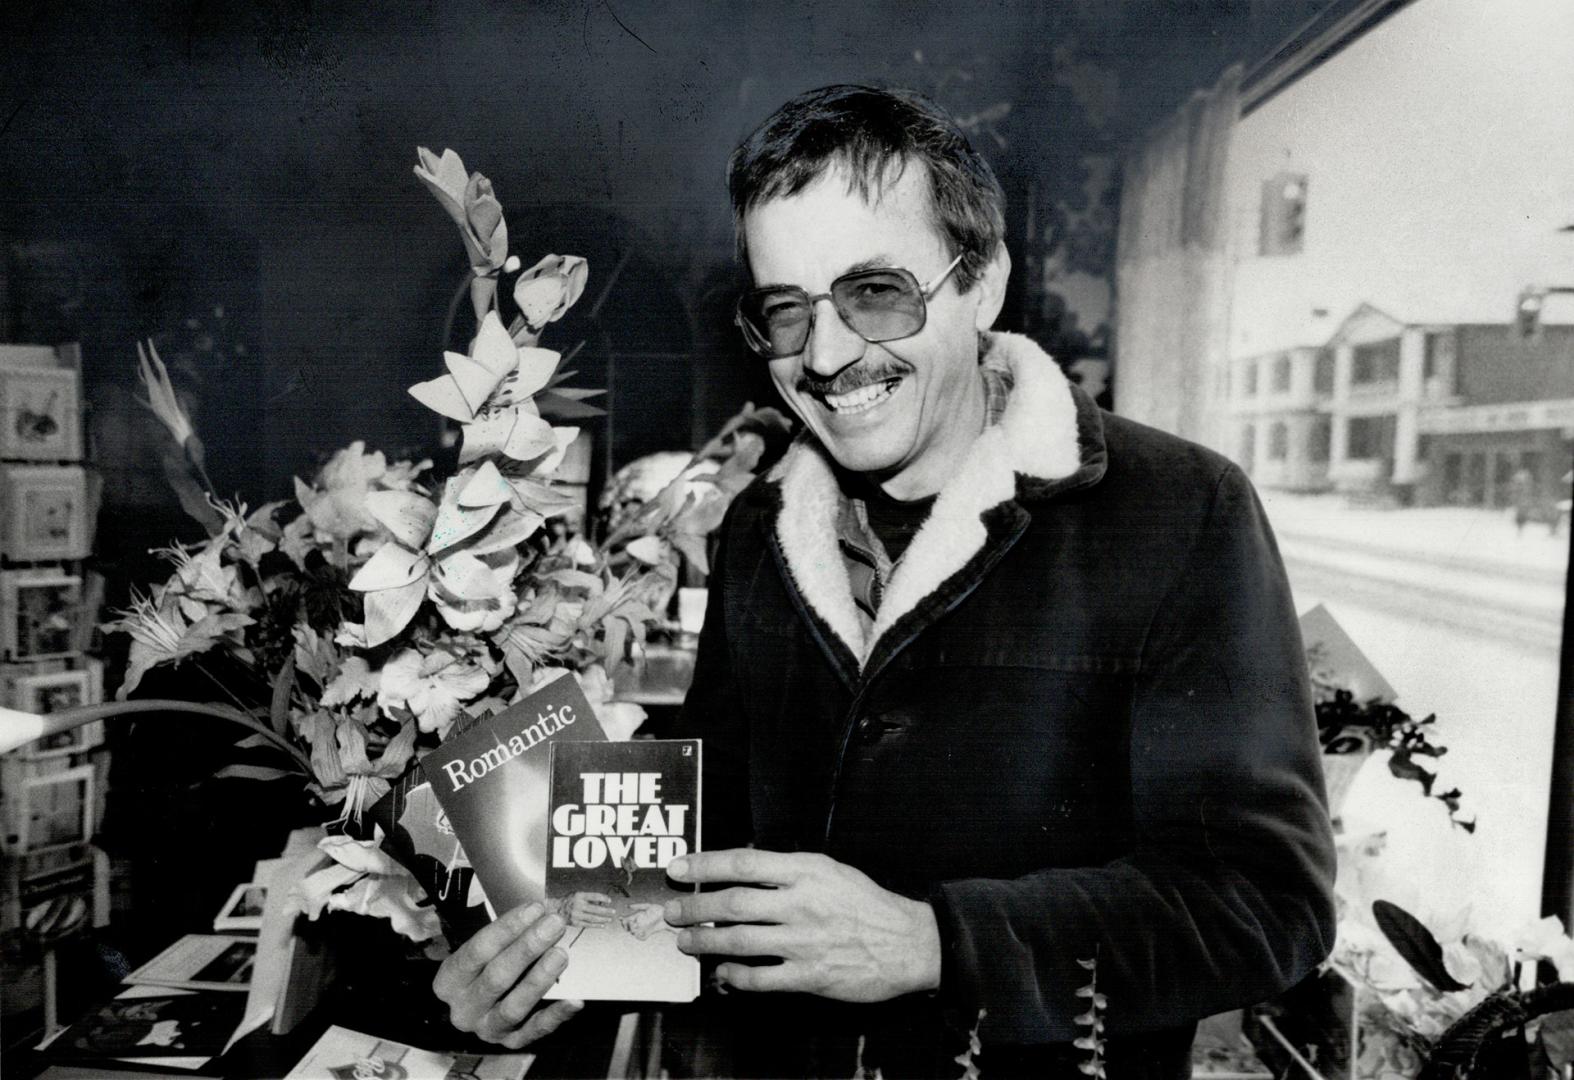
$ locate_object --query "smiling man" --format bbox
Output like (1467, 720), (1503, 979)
(663, 85), (1337, 1078)
(431, 84), (1335, 1079)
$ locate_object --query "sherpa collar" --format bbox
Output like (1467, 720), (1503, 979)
(766, 330), (1104, 667)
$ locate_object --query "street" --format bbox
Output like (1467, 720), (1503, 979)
(1260, 493), (1568, 936)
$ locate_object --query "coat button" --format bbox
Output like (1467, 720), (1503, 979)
(855, 714), (888, 746)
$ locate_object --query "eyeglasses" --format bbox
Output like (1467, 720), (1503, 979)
(734, 253), (964, 360)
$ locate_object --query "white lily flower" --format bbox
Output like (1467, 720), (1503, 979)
(135, 339), (196, 447)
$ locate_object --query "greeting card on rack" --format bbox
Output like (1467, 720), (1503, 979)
(0, 366), (81, 461)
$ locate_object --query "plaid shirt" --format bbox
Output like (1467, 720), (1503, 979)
(837, 350), (1016, 629)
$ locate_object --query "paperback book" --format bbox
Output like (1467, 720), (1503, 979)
(421, 673), (608, 918)
(422, 672), (701, 1001)
(543, 738), (700, 1002)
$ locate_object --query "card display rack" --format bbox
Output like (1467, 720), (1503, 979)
(0, 341), (107, 936)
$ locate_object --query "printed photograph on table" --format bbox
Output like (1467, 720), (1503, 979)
(124, 933), (258, 992)
(0, 465), (90, 560)
(212, 880), (267, 932)
(16, 763), (95, 852)
(11, 662), (103, 756)
(0, 366), (81, 461)
(0, 569), (82, 659)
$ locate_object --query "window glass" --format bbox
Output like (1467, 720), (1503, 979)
(1269, 421), (1289, 460)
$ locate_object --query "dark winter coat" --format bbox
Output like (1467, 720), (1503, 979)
(676, 332), (1337, 1078)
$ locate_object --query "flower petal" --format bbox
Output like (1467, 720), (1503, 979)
(457, 411), (515, 464)
(512, 346), (561, 400)
(472, 311), (520, 377)
(412, 147), (469, 225)
(336, 716), (375, 774)
(408, 372), (476, 423)
(503, 412), (559, 463)
(428, 480), (504, 554)
(364, 491), (438, 550)
(320, 656), (378, 706)
(465, 507), (544, 555)
(445, 352), (506, 418)
(347, 541), (428, 592)
(627, 535), (670, 566)
(431, 549), (504, 602)
(458, 460), (512, 509)
(361, 575), (429, 647)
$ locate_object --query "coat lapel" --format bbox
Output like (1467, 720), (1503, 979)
(769, 331), (1088, 673)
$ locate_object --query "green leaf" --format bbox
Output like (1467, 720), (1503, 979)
(533, 391), (606, 420)
(669, 530), (711, 576)
(214, 763), (297, 783)
(1373, 899), (1471, 992)
(269, 653), (296, 736)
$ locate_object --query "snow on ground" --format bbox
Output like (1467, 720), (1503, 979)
(1254, 494), (1570, 938)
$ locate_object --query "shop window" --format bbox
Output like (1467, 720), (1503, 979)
(1269, 421), (1289, 461)
(1272, 354), (1292, 393)
(1314, 350), (1334, 395)
(1239, 423), (1256, 472)
(1352, 338), (1400, 386)
(1465, 453), (1487, 504)
(1494, 453), (1516, 508)
(1259, 173), (1308, 256)
(1347, 415), (1392, 460)
(1243, 360), (1258, 397)
(1443, 453), (1463, 502)
(1309, 416), (1331, 463)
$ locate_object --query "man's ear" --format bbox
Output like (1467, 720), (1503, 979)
(971, 242), (1011, 332)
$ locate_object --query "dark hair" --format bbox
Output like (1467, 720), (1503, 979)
(728, 84), (1006, 293)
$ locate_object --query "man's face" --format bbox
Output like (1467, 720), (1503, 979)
(742, 162), (1003, 499)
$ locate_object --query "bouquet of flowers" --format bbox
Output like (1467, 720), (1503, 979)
(101, 147), (777, 940)
(1328, 895), (1574, 1079)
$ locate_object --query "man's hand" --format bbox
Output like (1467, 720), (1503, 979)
(432, 901), (583, 1048)
(663, 849), (941, 1002)
(559, 892), (616, 928)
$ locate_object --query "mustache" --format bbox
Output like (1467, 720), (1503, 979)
(797, 362), (908, 397)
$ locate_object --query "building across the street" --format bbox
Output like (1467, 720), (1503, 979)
(1225, 303), (1574, 510)
(1116, 0), (1574, 521)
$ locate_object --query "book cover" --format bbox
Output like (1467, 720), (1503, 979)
(52, 993), (245, 1060)
(420, 672), (607, 917)
(283, 1024), (534, 1079)
(1301, 602), (1398, 704)
(543, 738), (700, 1003)
(123, 935), (256, 992)
(362, 765), (491, 948)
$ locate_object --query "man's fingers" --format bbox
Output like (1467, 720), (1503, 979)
(716, 961), (802, 993)
(484, 947), (570, 1030)
(437, 902), (545, 992)
(664, 885), (783, 927)
(669, 848), (812, 886)
(498, 999), (585, 1050)
(479, 912), (568, 996)
(677, 923), (794, 958)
